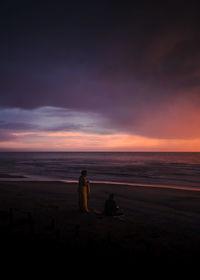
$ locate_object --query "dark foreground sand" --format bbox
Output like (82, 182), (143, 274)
(0, 181), (200, 266)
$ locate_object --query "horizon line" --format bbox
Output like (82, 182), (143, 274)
(0, 151), (200, 153)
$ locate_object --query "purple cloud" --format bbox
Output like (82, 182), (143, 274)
(1, 1), (200, 139)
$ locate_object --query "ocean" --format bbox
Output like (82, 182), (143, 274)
(1, 152), (200, 191)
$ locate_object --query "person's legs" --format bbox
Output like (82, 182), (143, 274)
(78, 188), (84, 212)
(83, 186), (89, 212)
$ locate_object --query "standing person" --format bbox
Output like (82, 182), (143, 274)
(78, 170), (90, 213)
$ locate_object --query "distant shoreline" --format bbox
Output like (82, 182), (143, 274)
(1, 176), (200, 192)
(62, 180), (200, 192)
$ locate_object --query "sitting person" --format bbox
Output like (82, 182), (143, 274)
(103, 193), (123, 216)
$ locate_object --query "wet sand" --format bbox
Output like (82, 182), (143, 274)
(0, 181), (200, 265)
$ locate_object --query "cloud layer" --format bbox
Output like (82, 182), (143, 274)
(1, 1), (200, 150)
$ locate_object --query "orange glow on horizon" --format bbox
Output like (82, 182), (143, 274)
(1, 131), (200, 152)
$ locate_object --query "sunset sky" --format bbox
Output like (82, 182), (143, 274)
(1, 1), (200, 151)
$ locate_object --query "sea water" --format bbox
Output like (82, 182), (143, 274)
(1, 152), (200, 190)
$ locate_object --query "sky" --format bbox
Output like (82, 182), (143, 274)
(1, 0), (200, 151)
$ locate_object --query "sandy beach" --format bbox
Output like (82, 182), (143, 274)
(0, 180), (200, 265)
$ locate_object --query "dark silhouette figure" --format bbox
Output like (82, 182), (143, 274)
(103, 193), (123, 216)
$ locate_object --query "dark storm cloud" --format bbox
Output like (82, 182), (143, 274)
(1, 1), (200, 138)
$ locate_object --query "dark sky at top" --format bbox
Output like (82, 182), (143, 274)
(1, 0), (200, 142)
